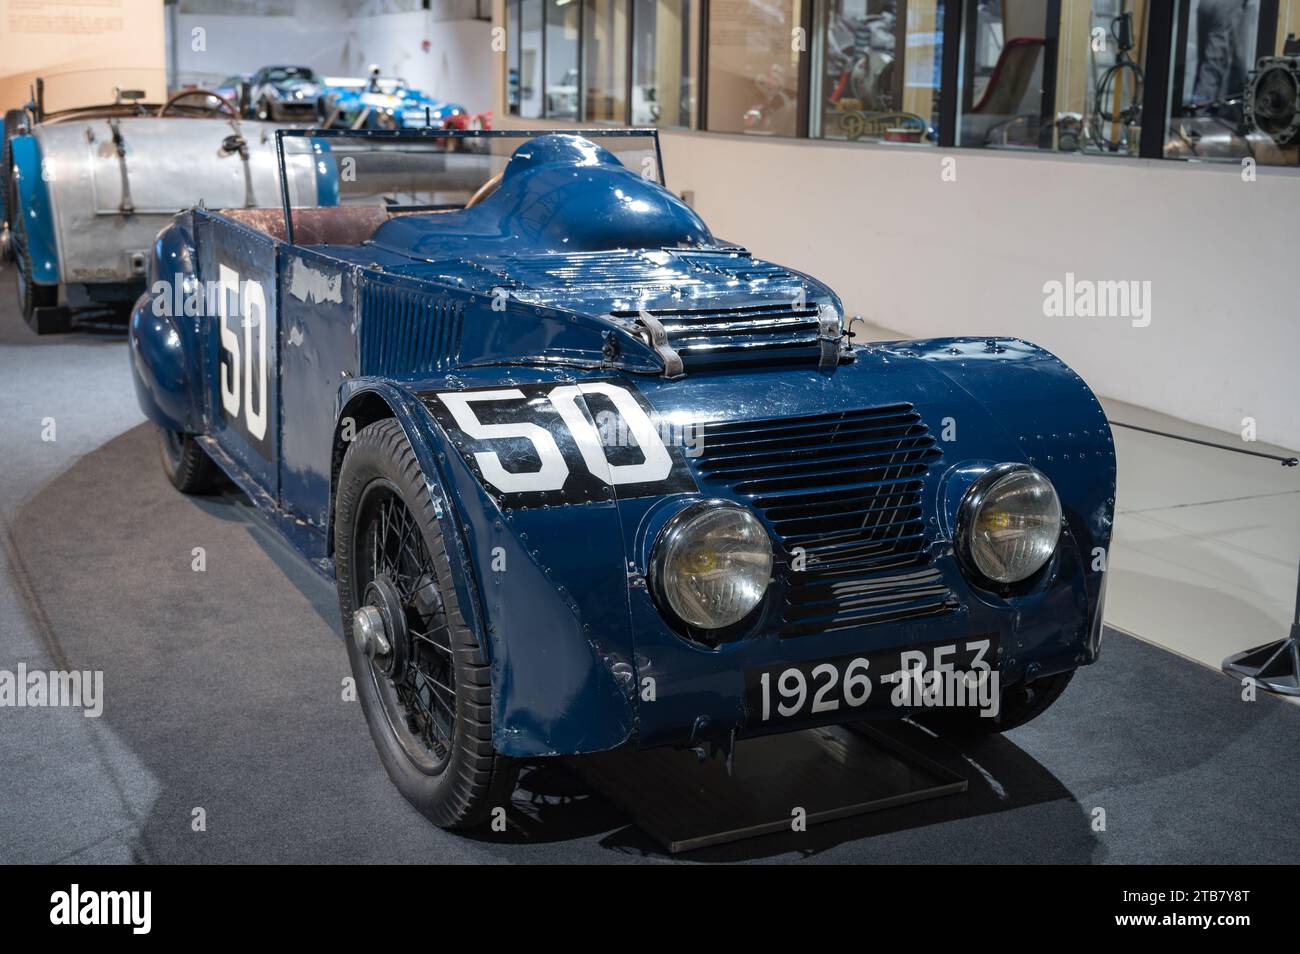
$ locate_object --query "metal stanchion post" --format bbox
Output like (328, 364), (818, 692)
(1222, 557), (1300, 695)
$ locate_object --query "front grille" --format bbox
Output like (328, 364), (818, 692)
(693, 404), (959, 636)
(359, 280), (463, 375)
(612, 302), (824, 370)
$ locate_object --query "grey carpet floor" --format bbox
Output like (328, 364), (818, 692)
(0, 268), (1296, 864)
(3, 420), (1298, 864)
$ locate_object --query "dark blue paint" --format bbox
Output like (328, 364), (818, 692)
(370, 135), (710, 260)
(10, 135), (59, 284)
(130, 131), (1114, 758)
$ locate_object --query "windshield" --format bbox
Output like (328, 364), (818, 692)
(277, 128), (664, 242)
(266, 67), (317, 84)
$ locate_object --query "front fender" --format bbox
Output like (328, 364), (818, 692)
(10, 134), (59, 284)
(128, 215), (204, 433)
(336, 377), (638, 758)
(887, 336), (1116, 661)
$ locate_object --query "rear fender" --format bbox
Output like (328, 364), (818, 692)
(893, 336), (1116, 660)
(10, 134), (59, 283)
(128, 214), (205, 433)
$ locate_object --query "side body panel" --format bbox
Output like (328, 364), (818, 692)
(278, 248), (358, 528)
(192, 213), (280, 497)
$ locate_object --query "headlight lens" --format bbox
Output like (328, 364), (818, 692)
(960, 465), (1062, 585)
(651, 502), (772, 630)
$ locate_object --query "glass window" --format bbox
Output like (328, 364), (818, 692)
(706, 0), (806, 135)
(812, 0), (944, 144)
(956, 1), (1152, 155)
(546, 0), (581, 118)
(631, 0), (701, 127)
(584, 0), (630, 121)
(507, 0), (521, 115)
(1061, 1), (1149, 156)
(1165, 0), (1300, 167)
(519, 0), (544, 119)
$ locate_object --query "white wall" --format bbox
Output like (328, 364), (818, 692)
(169, 1), (492, 114)
(339, 11), (494, 113)
(652, 132), (1299, 450)
(172, 1), (352, 87)
(1, 0), (166, 111)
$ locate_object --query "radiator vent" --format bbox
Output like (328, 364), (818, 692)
(692, 404), (958, 636)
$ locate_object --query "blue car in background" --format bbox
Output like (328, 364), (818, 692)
(213, 72), (252, 111)
(247, 65), (322, 121)
(316, 72), (487, 130)
(128, 127), (1113, 830)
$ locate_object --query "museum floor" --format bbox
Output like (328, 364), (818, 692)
(2, 267), (1297, 864)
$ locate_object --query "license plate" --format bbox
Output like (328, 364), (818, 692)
(744, 634), (1000, 725)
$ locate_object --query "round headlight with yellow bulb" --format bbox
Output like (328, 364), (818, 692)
(957, 464), (1062, 586)
(649, 501), (773, 632)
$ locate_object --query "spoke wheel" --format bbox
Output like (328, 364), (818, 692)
(336, 419), (516, 828)
(353, 482), (457, 774)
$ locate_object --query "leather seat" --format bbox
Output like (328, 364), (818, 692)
(217, 206), (392, 245)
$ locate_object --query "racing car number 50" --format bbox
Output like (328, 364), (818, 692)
(437, 383), (673, 493)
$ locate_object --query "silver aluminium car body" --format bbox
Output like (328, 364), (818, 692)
(33, 117), (315, 286)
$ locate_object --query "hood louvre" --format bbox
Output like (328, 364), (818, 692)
(611, 301), (829, 371)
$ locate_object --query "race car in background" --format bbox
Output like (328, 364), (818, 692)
(128, 127), (1113, 830)
(316, 69), (489, 130)
(1, 72), (327, 332)
(247, 65), (322, 121)
(213, 72), (253, 111)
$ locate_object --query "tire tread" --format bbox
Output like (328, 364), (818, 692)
(336, 419), (516, 829)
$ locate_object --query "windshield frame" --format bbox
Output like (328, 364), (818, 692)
(273, 126), (665, 245)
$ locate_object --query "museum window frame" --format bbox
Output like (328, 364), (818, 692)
(500, 0), (1299, 169)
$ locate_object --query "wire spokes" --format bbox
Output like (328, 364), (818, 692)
(360, 485), (457, 767)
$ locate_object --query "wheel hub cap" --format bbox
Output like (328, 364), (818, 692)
(354, 574), (408, 679)
(352, 605), (391, 660)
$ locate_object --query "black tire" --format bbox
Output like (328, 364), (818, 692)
(13, 211), (58, 328)
(335, 419), (516, 829)
(156, 426), (220, 494)
(919, 668), (1075, 736)
(256, 98), (273, 121)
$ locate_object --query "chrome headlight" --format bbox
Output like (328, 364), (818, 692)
(957, 464), (1062, 585)
(650, 501), (773, 631)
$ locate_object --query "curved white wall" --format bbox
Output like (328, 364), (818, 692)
(655, 130), (1300, 450)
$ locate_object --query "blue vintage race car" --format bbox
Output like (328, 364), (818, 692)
(129, 128), (1114, 829)
(316, 73), (486, 130)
